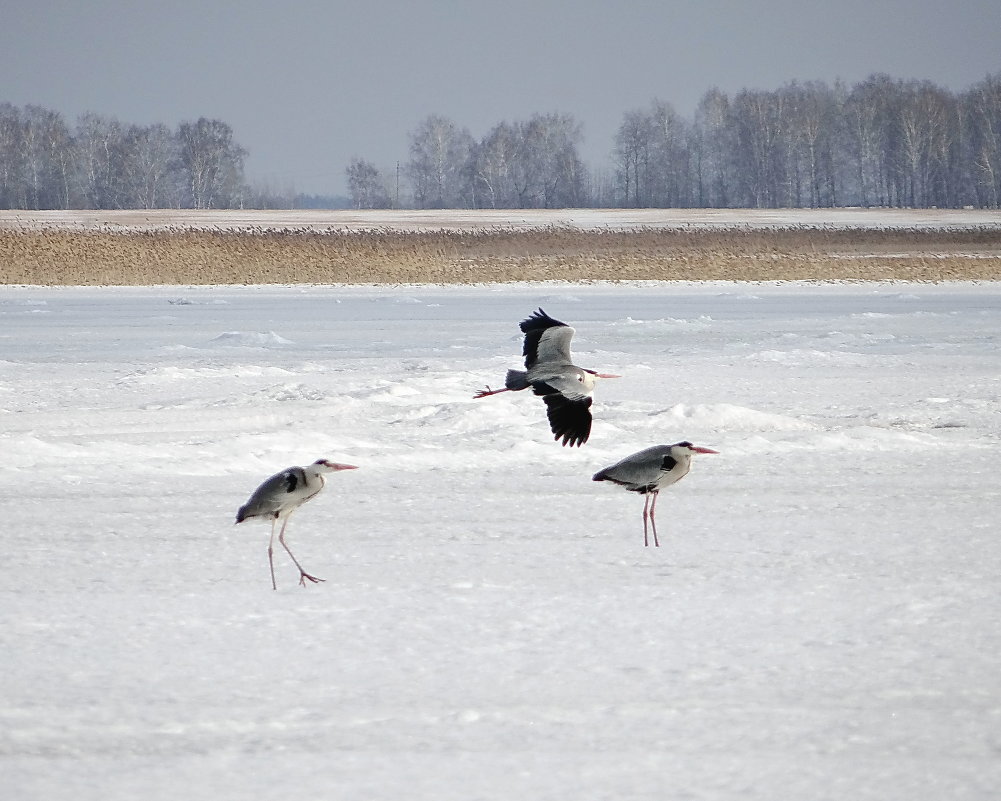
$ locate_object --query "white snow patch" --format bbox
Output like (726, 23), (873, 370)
(208, 330), (295, 347)
(656, 402), (818, 431)
(745, 348), (870, 366)
(167, 297), (229, 305)
(1, 280), (999, 801)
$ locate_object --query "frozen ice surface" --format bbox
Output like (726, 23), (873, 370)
(1, 281), (999, 800)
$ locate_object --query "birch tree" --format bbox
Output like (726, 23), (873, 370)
(346, 157), (391, 208)
(406, 114), (474, 208)
(177, 117), (247, 209)
(965, 74), (1001, 208)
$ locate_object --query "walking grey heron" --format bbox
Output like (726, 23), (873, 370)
(474, 308), (620, 447)
(593, 442), (718, 546)
(236, 458), (358, 589)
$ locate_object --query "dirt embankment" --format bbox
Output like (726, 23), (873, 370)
(3, 225), (1000, 285)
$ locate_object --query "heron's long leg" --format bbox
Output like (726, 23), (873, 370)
(267, 517), (278, 591)
(649, 491), (660, 547)
(473, 386), (511, 399)
(277, 514), (325, 587)
(642, 493), (651, 547)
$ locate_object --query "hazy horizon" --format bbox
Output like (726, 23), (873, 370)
(3, 1), (998, 196)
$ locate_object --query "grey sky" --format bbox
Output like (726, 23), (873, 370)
(3, 0), (998, 196)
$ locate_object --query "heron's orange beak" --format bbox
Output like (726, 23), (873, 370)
(595, 373), (621, 379)
(692, 447), (719, 454)
(332, 463), (359, 470)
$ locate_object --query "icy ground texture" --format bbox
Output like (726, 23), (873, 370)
(5, 206), (1001, 231)
(2, 282), (999, 800)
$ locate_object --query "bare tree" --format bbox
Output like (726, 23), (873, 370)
(177, 117), (247, 209)
(844, 77), (890, 206)
(891, 80), (964, 208)
(647, 100), (690, 206)
(120, 123), (180, 209)
(779, 81), (841, 207)
(731, 89), (788, 207)
(346, 157), (391, 208)
(520, 112), (586, 208)
(75, 112), (126, 209)
(692, 88), (734, 207)
(10, 105), (74, 209)
(406, 115), (474, 208)
(614, 109), (653, 206)
(474, 121), (520, 207)
(0, 103), (27, 208)
(965, 74), (1001, 208)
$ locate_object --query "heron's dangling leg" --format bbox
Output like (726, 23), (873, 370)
(277, 513), (325, 587)
(473, 385), (510, 399)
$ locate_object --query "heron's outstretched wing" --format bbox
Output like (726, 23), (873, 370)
(527, 370), (594, 447)
(542, 393), (592, 447)
(519, 308), (574, 369)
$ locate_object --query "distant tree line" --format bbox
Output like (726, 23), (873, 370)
(347, 112), (593, 211)
(4, 72), (1000, 211)
(351, 73), (1001, 210)
(0, 106), (256, 210)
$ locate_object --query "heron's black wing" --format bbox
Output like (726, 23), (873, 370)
(519, 308), (573, 369)
(542, 393), (592, 447)
(236, 467), (304, 521)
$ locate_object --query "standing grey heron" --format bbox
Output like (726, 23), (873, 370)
(474, 308), (620, 447)
(592, 442), (718, 546)
(236, 458), (358, 589)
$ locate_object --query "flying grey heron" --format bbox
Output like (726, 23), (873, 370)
(475, 308), (620, 446)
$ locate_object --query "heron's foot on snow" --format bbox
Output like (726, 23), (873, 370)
(299, 572), (326, 587)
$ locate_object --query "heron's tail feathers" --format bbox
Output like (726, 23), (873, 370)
(505, 370), (530, 391)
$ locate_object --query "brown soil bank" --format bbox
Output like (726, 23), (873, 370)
(3, 226), (1001, 285)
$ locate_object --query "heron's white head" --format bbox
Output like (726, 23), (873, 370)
(312, 459), (359, 473)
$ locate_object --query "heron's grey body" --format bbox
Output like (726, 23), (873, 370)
(476, 308), (618, 447)
(237, 466), (322, 522)
(236, 458), (358, 589)
(593, 442), (718, 546)
(592, 444), (694, 494)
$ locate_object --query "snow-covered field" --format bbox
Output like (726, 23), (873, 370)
(3, 207), (1000, 232)
(2, 281), (1000, 800)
